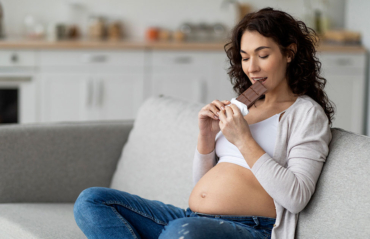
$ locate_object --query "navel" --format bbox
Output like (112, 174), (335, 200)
(201, 192), (207, 198)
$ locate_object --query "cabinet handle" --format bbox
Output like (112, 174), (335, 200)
(82, 54), (108, 63)
(173, 56), (192, 64)
(11, 53), (19, 63)
(86, 79), (94, 107)
(96, 79), (104, 107)
(334, 58), (352, 66)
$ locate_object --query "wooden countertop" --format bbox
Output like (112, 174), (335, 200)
(0, 38), (367, 53)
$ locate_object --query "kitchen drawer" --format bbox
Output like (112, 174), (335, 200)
(318, 53), (366, 75)
(150, 50), (211, 73)
(0, 50), (36, 67)
(39, 50), (145, 68)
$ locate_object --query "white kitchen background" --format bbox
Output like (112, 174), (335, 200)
(345, 0), (370, 136)
(2, 0), (346, 39)
(2, 0), (370, 137)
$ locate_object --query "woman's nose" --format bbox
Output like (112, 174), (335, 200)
(248, 58), (260, 73)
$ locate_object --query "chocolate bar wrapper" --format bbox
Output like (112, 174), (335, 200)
(226, 98), (249, 116)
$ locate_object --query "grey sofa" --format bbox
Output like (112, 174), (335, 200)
(0, 95), (369, 239)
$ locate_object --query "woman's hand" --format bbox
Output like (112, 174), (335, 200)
(217, 104), (253, 148)
(198, 100), (231, 138)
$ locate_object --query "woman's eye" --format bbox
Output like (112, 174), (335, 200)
(242, 58), (249, 61)
(260, 55), (269, 59)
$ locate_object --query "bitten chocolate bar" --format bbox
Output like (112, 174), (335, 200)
(236, 80), (267, 109)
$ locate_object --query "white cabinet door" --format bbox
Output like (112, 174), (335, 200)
(319, 52), (367, 135)
(323, 74), (365, 133)
(92, 74), (143, 120)
(40, 74), (89, 122)
(39, 50), (145, 122)
(209, 52), (237, 103)
(151, 73), (208, 104)
(150, 50), (211, 104)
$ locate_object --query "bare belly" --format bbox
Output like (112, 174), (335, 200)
(188, 162), (277, 218)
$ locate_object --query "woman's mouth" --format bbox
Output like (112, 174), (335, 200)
(253, 77), (267, 84)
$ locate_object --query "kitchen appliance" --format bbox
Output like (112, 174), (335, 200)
(0, 51), (37, 124)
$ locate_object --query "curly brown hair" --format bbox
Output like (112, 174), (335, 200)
(224, 7), (335, 126)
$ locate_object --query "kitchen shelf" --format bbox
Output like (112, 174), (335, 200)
(0, 38), (367, 52)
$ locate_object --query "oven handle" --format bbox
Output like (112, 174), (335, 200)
(0, 76), (31, 82)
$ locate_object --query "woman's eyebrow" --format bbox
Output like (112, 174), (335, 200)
(240, 46), (271, 54)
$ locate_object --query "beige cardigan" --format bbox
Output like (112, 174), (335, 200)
(193, 95), (332, 239)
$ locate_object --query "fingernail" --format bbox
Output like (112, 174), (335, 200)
(221, 107), (225, 110)
(216, 112), (219, 115)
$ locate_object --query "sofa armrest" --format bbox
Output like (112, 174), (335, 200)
(0, 120), (134, 203)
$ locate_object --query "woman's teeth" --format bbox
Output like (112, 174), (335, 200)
(255, 77), (267, 83)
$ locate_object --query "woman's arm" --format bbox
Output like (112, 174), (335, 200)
(240, 106), (332, 214)
(197, 133), (216, 154)
(192, 134), (218, 186)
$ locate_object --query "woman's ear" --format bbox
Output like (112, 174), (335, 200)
(287, 43), (297, 63)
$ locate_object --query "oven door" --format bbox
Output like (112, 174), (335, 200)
(0, 76), (37, 124)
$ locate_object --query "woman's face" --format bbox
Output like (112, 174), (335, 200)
(240, 30), (291, 90)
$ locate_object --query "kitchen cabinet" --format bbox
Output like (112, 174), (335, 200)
(90, 74), (143, 121)
(38, 50), (144, 122)
(148, 51), (211, 104)
(39, 74), (143, 122)
(209, 52), (238, 102)
(2, 46), (366, 134)
(148, 50), (237, 105)
(318, 52), (367, 135)
(39, 73), (87, 122)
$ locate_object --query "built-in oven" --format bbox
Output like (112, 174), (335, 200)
(0, 50), (37, 125)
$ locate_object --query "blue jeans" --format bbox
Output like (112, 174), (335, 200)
(74, 187), (275, 239)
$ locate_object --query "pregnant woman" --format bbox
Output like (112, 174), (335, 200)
(74, 7), (334, 239)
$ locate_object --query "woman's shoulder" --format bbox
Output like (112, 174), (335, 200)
(288, 95), (326, 116)
(285, 95), (332, 149)
(283, 95), (329, 129)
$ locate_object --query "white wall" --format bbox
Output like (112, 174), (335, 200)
(1, 0), (345, 39)
(345, 0), (370, 136)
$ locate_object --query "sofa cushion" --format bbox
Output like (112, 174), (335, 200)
(0, 203), (85, 239)
(0, 121), (133, 203)
(110, 95), (203, 209)
(296, 128), (370, 238)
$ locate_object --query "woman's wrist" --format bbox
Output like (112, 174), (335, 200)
(237, 137), (266, 168)
(235, 135), (255, 151)
(197, 133), (216, 154)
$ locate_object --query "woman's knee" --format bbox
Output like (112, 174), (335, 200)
(75, 187), (106, 205)
(73, 187), (108, 221)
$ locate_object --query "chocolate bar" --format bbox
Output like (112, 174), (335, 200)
(236, 80), (267, 109)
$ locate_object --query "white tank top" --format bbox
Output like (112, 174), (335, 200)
(215, 112), (284, 169)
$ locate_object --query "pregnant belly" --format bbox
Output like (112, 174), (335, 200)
(188, 162), (276, 218)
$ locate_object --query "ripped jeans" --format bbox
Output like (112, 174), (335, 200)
(74, 187), (275, 239)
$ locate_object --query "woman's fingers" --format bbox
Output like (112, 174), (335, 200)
(218, 104), (237, 122)
(217, 108), (226, 122)
(201, 100), (231, 120)
(222, 105), (234, 120)
(212, 100), (230, 110)
(228, 104), (241, 116)
(200, 109), (219, 120)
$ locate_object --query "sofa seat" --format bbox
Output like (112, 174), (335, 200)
(1, 96), (370, 238)
(0, 203), (85, 239)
